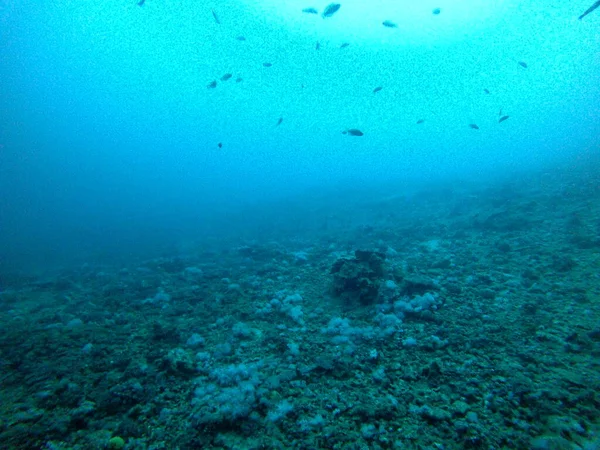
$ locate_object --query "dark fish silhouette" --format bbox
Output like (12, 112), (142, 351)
(343, 129), (364, 136)
(340, 42), (350, 48)
(499, 115), (510, 123)
(276, 117), (283, 127)
(469, 124), (479, 130)
(236, 36), (246, 41)
(322, 3), (341, 18)
(211, 9), (220, 24)
(483, 88), (490, 94)
(218, 142), (223, 148)
(235, 77), (243, 83)
(373, 86), (382, 93)
(207, 80), (217, 88)
(432, 8), (441, 15)
(416, 119), (425, 124)
(579, 1), (600, 19)
(263, 62), (273, 67)
(302, 7), (318, 14)
(382, 20), (397, 28)
(315, 41), (320, 50)
(137, 0), (145, 6)
(221, 73), (232, 81)
(518, 61), (528, 68)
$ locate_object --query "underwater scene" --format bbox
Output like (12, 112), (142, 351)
(1, 0), (600, 449)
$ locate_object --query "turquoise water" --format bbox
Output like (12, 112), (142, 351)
(1, 1), (599, 448)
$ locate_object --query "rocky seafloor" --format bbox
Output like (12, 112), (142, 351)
(1, 163), (600, 450)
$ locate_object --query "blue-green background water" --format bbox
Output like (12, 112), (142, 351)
(1, 0), (599, 272)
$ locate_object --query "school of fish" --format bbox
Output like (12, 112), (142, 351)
(136, 1), (599, 146)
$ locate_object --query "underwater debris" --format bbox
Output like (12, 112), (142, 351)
(499, 115), (510, 123)
(207, 80), (217, 88)
(432, 8), (441, 15)
(340, 42), (350, 48)
(579, 1), (600, 19)
(322, 3), (341, 18)
(469, 124), (480, 130)
(518, 61), (528, 68)
(276, 117), (283, 127)
(373, 86), (382, 93)
(343, 129), (364, 136)
(416, 119), (425, 124)
(221, 74), (232, 81)
(263, 62), (273, 67)
(211, 9), (220, 24)
(302, 7), (319, 14)
(382, 20), (398, 28)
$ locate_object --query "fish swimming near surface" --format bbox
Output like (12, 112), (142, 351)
(235, 77), (243, 83)
(469, 124), (480, 130)
(579, 1), (600, 19)
(343, 129), (364, 136)
(315, 41), (320, 50)
(207, 80), (217, 88)
(499, 115), (510, 123)
(518, 61), (528, 68)
(483, 88), (490, 94)
(221, 73), (232, 81)
(302, 7), (318, 14)
(236, 36), (246, 41)
(211, 9), (220, 24)
(382, 20), (398, 28)
(340, 42), (350, 48)
(137, 0), (145, 6)
(373, 86), (382, 93)
(276, 117), (283, 127)
(263, 62), (273, 67)
(432, 8), (441, 15)
(218, 142), (223, 148)
(416, 119), (425, 124)
(322, 3), (341, 18)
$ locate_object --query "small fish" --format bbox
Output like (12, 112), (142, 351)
(235, 77), (243, 83)
(579, 1), (600, 19)
(340, 42), (350, 48)
(483, 88), (490, 94)
(302, 7), (318, 14)
(499, 109), (502, 116)
(211, 9), (220, 24)
(373, 86), (382, 93)
(322, 3), (341, 18)
(343, 129), (364, 136)
(469, 124), (479, 130)
(315, 41), (320, 50)
(221, 73), (232, 81)
(137, 0), (145, 6)
(416, 119), (425, 124)
(207, 80), (217, 88)
(218, 142), (223, 149)
(382, 20), (397, 28)
(276, 117), (283, 127)
(518, 61), (528, 68)
(263, 62), (272, 67)
(499, 115), (510, 123)
(432, 8), (441, 15)
(236, 36), (246, 41)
